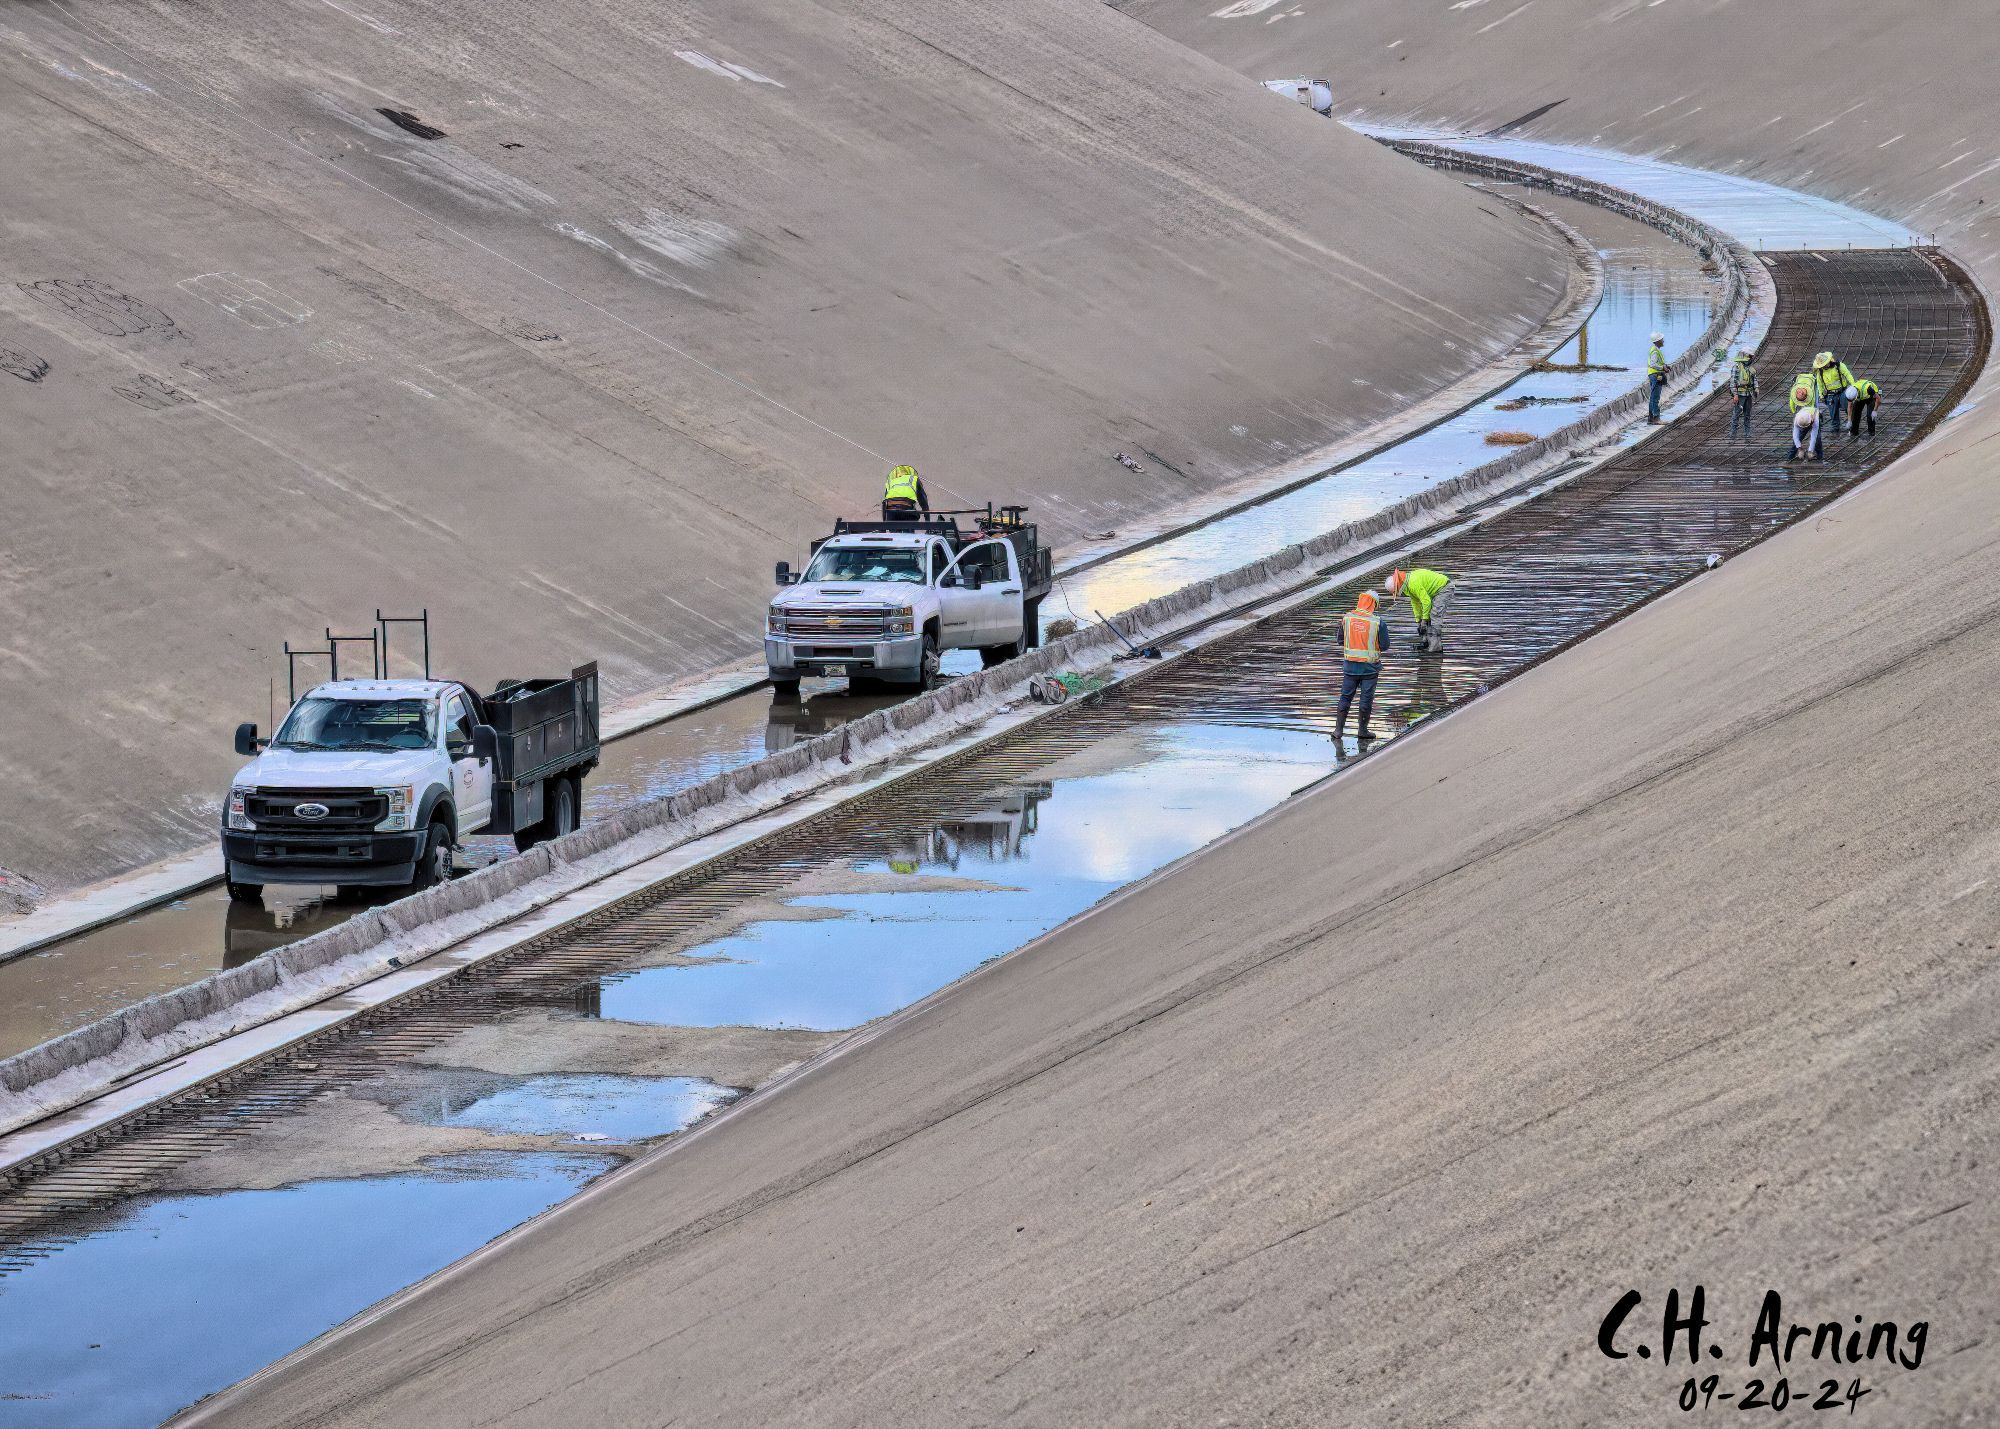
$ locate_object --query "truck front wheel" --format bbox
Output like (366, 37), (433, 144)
(225, 879), (263, 905)
(413, 819), (454, 889)
(917, 631), (941, 691)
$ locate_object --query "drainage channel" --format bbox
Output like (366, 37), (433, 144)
(0, 250), (1982, 1428)
(0, 188), (1713, 1060)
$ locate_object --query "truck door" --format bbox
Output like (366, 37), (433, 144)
(947, 540), (1022, 646)
(933, 539), (982, 649)
(443, 691), (494, 832)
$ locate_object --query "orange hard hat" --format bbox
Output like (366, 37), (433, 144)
(1355, 590), (1378, 613)
(1386, 569), (1407, 595)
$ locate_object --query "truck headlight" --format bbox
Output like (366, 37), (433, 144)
(885, 606), (914, 635)
(227, 787), (255, 830)
(767, 610), (787, 635)
(375, 785), (415, 832)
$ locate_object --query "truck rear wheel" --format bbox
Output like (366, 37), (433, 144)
(225, 879), (263, 904)
(413, 819), (454, 889)
(512, 775), (579, 852)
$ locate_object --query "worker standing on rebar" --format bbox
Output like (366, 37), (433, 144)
(1334, 589), (1391, 745)
(1728, 348), (1760, 437)
(1848, 376), (1880, 436)
(882, 464), (930, 521)
(1646, 331), (1667, 423)
(1813, 351), (1856, 433)
(1787, 374), (1824, 461)
(1386, 567), (1454, 654)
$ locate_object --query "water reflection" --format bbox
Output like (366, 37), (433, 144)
(0, 1152), (611, 1429)
(589, 726), (1335, 1033)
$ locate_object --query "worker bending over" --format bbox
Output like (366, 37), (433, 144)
(1387, 566), (1454, 654)
(1334, 589), (1390, 745)
(1791, 407), (1824, 464)
(1729, 348), (1759, 438)
(1787, 375), (1824, 461)
(1813, 351), (1856, 431)
(882, 464), (930, 521)
(1646, 331), (1667, 423)
(1848, 377), (1880, 436)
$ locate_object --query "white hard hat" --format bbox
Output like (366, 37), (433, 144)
(1737, 348), (1753, 360)
(1651, 332), (1665, 344)
(1794, 407), (1817, 429)
(1845, 385), (1860, 402)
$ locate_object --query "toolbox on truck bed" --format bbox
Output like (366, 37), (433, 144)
(483, 663), (600, 834)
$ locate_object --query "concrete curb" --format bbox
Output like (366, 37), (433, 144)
(0, 147), (1759, 1125)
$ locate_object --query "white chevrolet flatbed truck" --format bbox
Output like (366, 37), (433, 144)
(765, 509), (1055, 693)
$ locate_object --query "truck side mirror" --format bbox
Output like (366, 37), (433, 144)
(235, 722), (261, 757)
(962, 569), (983, 591)
(775, 560), (793, 585)
(939, 572), (959, 588)
(471, 725), (499, 762)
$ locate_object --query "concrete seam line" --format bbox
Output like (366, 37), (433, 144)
(0, 157), (1756, 1126)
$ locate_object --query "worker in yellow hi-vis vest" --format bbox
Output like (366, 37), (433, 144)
(1646, 332), (1667, 423)
(1387, 567), (1455, 655)
(882, 464), (930, 521)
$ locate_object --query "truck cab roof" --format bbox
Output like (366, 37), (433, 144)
(304, 679), (464, 701)
(820, 530), (936, 549)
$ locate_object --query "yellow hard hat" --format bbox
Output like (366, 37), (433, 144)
(889, 464), (918, 480)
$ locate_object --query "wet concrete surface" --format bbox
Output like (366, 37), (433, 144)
(400, 1071), (736, 1143)
(0, 190), (1715, 1062)
(0, 1151), (611, 1429)
(1, 248), (1978, 1429)
(591, 724), (1336, 1033)
(1051, 188), (1723, 623)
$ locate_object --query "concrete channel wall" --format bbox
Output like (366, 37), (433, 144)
(0, 149), (1759, 1134)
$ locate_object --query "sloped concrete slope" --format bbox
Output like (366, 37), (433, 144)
(179, 405), (2000, 1425)
(1122, 0), (1999, 259)
(0, 0), (1561, 892)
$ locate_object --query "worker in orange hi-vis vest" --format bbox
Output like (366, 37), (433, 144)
(1334, 589), (1392, 746)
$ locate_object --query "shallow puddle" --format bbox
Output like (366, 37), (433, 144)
(407, 1071), (735, 1141)
(0, 1152), (611, 1428)
(593, 723), (1338, 1033)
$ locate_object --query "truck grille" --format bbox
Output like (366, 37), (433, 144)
(247, 789), (387, 832)
(781, 607), (891, 638)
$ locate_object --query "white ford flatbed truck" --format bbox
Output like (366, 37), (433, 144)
(221, 666), (599, 900)
(765, 509), (1055, 693)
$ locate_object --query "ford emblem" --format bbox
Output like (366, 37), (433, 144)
(294, 802), (330, 821)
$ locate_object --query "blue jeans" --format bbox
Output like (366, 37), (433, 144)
(1337, 662), (1380, 737)
(1647, 373), (1665, 420)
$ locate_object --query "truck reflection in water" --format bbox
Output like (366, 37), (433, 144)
(881, 782), (1053, 872)
(761, 685), (907, 754)
(222, 885), (396, 968)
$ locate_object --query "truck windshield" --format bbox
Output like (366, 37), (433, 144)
(273, 698), (435, 752)
(802, 547), (926, 585)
